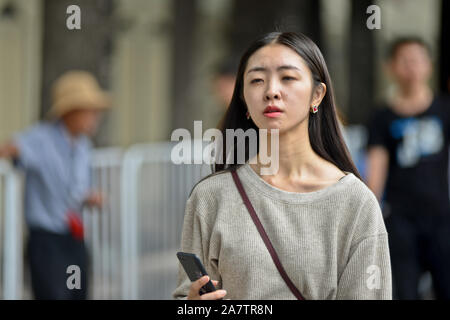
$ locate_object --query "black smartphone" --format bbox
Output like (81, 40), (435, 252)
(176, 252), (217, 295)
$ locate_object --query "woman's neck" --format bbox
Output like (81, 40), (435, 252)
(251, 124), (324, 180)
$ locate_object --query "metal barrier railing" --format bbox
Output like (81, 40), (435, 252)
(0, 141), (212, 300)
(119, 141), (212, 299)
(83, 147), (123, 299)
(0, 160), (23, 300)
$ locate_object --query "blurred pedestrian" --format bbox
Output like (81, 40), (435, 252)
(366, 37), (450, 299)
(212, 58), (238, 111)
(0, 70), (110, 299)
(212, 58), (238, 131)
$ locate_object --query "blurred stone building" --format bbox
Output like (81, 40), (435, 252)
(0, 0), (448, 147)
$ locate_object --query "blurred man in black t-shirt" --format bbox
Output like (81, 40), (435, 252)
(366, 37), (450, 300)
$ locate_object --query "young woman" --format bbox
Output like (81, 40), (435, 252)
(366, 38), (450, 299)
(173, 31), (392, 300)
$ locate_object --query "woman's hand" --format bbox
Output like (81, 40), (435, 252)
(187, 276), (227, 300)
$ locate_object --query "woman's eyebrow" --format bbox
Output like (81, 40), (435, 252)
(246, 65), (301, 74)
(277, 65), (301, 72)
(246, 66), (266, 74)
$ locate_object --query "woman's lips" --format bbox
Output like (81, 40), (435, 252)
(263, 106), (283, 118)
(263, 112), (282, 118)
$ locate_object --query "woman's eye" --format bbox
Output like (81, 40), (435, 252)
(282, 76), (296, 81)
(250, 78), (263, 84)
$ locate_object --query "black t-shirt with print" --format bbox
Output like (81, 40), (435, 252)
(366, 96), (450, 216)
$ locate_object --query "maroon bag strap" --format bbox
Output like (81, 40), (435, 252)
(231, 168), (305, 300)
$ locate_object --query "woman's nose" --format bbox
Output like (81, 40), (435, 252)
(264, 82), (281, 101)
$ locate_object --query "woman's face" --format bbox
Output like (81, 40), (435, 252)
(243, 43), (325, 133)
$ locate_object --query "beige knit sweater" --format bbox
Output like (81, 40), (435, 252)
(173, 163), (392, 300)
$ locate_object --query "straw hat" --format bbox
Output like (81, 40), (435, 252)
(47, 70), (111, 118)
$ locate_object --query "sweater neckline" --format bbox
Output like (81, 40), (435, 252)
(238, 162), (356, 203)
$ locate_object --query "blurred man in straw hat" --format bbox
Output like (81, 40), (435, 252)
(0, 70), (111, 299)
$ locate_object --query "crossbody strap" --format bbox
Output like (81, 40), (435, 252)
(231, 168), (305, 300)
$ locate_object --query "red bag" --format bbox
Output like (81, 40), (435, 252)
(67, 211), (84, 240)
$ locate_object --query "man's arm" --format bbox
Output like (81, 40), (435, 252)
(366, 145), (389, 202)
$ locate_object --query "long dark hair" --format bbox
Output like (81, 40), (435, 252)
(195, 31), (362, 193)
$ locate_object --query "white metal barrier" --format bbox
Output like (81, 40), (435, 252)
(83, 147), (123, 299)
(119, 141), (212, 299)
(0, 160), (23, 300)
(0, 141), (212, 300)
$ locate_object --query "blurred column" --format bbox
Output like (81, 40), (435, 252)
(0, 0), (42, 142)
(348, 0), (376, 125)
(320, 0), (351, 123)
(228, 0), (321, 57)
(110, 0), (172, 146)
(171, 0), (234, 133)
(40, 0), (114, 117)
(184, 0), (234, 131)
(171, 0), (196, 132)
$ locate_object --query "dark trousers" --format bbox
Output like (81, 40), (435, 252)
(27, 228), (88, 300)
(385, 211), (450, 300)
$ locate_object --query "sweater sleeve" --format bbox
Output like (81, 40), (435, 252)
(172, 186), (222, 299)
(336, 233), (392, 299)
(336, 191), (392, 300)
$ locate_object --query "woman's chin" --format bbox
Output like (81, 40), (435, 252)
(253, 120), (284, 132)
